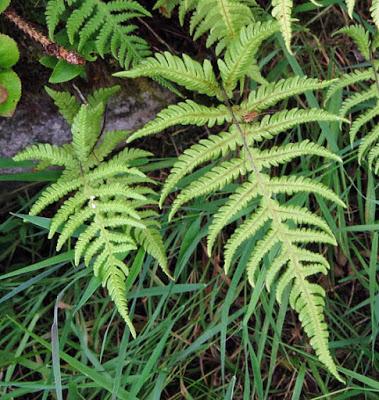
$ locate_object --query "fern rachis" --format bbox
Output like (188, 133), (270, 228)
(115, 19), (345, 380)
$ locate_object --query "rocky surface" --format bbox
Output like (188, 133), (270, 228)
(0, 78), (175, 158)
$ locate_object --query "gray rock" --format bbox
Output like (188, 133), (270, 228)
(0, 79), (174, 158)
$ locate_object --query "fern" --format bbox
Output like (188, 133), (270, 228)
(13, 86), (170, 337)
(116, 20), (345, 380)
(327, 25), (379, 173)
(45, 0), (151, 68)
(153, 0), (324, 54)
(345, 0), (379, 30)
(155, 0), (257, 54)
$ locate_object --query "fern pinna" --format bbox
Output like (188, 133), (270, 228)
(153, 0), (314, 54)
(13, 86), (170, 337)
(45, 0), (151, 68)
(325, 24), (379, 174)
(115, 19), (346, 380)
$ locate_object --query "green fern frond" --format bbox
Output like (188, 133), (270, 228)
(13, 87), (170, 336)
(134, 224), (173, 279)
(340, 85), (377, 117)
(345, 0), (355, 17)
(267, 175), (346, 207)
(223, 205), (270, 272)
(345, 0), (379, 30)
(46, 0), (66, 38)
(271, 0), (294, 54)
(349, 103), (379, 144)
(188, 0), (255, 54)
(217, 20), (280, 96)
(71, 104), (104, 163)
(358, 125), (379, 164)
(325, 69), (376, 104)
(89, 130), (132, 165)
(30, 177), (81, 216)
(160, 130), (242, 206)
(128, 101), (231, 142)
(45, 87), (80, 125)
(255, 140), (342, 168)
(335, 25), (371, 60)
(328, 27), (379, 174)
(207, 176), (259, 255)
(87, 85), (121, 107)
(368, 143), (379, 172)
(169, 157), (250, 220)
(46, 0), (151, 68)
(242, 108), (345, 143)
(105, 265), (136, 337)
(13, 143), (76, 168)
(242, 76), (335, 113)
(371, 0), (379, 30)
(120, 45), (345, 379)
(115, 52), (222, 99)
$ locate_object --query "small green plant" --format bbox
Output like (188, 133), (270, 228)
(45, 0), (151, 69)
(325, 24), (379, 174)
(116, 19), (346, 380)
(0, 0), (21, 117)
(13, 86), (171, 336)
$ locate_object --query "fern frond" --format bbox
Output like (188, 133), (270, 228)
(368, 143), (379, 172)
(335, 25), (371, 60)
(358, 125), (379, 164)
(87, 85), (121, 107)
(349, 103), (379, 144)
(45, 87), (81, 125)
(13, 143), (76, 168)
(71, 104), (104, 163)
(267, 175), (346, 207)
(371, 0), (379, 30)
(119, 45), (344, 378)
(105, 265), (136, 337)
(115, 52), (222, 99)
(207, 176), (259, 255)
(218, 20), (280, 96)
(255, 140), (342, 168)
(89, 130), (131, 166)
(134, 225), (173, 279)
(127, 100), (231, 142)
(340, 85), (377, 117)
(275, 204), (333, 237)
(242, 76), (334, 113)
(169, 157), (250, 220)
(224, 205), (270, 272)
(30, 177), (81, 216)
(271, 0), (294, 54)
(189, 0), (254, 54)
(324, 69), (376, 103)
(46, 0), (66, 38)
(14, 87), (170, 337)
(46, 0), (151, 68)
(345, 0), (355, 17)
(242, 109), (345, 143)
(160, 130), (241, 206)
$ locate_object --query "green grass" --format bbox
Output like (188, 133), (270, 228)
(0, 1), (379, 398)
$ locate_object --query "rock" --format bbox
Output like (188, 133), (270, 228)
(0, 78), (175, 158)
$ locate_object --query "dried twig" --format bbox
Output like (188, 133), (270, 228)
(3, 9), (85, 65)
